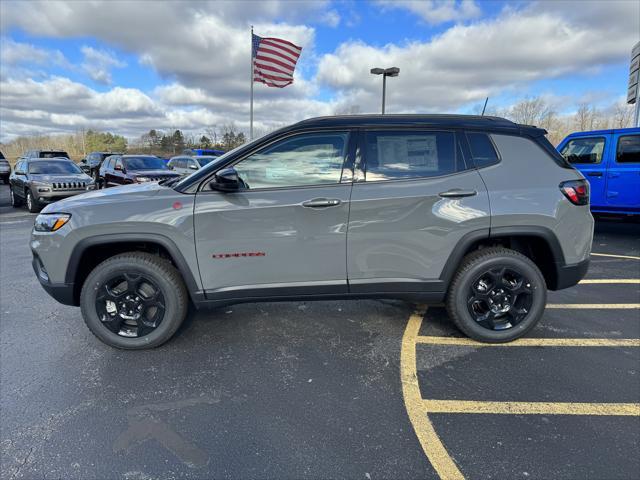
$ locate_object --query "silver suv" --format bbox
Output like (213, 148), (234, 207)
(30, 115), (593, 349)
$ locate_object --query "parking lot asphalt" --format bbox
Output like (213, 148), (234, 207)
(1, 182), (638, 480)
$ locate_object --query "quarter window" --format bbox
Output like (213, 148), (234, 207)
(560, 137), (605, 164)
(364, 131), (458, 181)
(467, 132), (499, 168)
(616, 135), (640, 164)
(234, 132), (348, 189)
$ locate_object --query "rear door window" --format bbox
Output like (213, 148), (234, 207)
(363, 131), (460, 181)
(560, 137), (606, 164)
(616, 135), (640, 163)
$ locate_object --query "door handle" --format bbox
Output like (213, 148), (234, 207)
(302, 198), (341, 208)
(438, 189), (477, 198)
(587, 172), (603, 177)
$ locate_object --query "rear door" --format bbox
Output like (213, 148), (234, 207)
(347, 129), (490, 293)
(194, 130), (354, 298)
(559, 135), (609, 208)
(607, 132), (640, 210)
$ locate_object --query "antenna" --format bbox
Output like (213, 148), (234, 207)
(481, 97), (489, 116)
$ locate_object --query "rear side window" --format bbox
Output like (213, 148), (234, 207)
(466, 132), (499, 168)
(364, 131), (459, 181)
(616, 135), (640, 163)
(560, 137), (605, 164)
(39, 151), (69, 159)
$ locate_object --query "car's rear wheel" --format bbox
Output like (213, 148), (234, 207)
(80, 252), (188, 349)
(26, 190), (39, 213)
(10, 187), (22, 207)
(446, 247), (547, 343)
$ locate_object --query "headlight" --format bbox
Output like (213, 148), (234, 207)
(136, 177), (151, 182)
(86, 181), (96, 190)
(34, 213), (71, 232)
(32, 181), (51, 193)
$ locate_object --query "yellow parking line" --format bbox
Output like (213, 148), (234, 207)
(592, 252), (640, 260)
(579, 279), (640, 284)
(401, 306), (464, 480)
(416, 336), (640, 347)
(547, 303), (640, 309)
(422, 400), (640, 416)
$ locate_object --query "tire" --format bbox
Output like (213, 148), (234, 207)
(445, 247), (547, 343)
(26, 189), (40, 213)
(10, 187), (22, 207)
(80, 252), (189, 349)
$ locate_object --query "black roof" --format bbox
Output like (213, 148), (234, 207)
(293, 114), (520, 131)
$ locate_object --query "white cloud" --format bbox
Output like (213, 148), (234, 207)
(0, 38), (69, 72)
(0, 0), (638, 141)
(81, 46), (126, 84)
(376, 0), (481, 25)
(317, 2), (639, 113)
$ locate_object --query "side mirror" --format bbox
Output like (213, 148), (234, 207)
(210, 167), (241, 192)
(114, 164), (123, 172)
(189, 164), (198, 170)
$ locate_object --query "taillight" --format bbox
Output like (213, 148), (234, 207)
(560, 180), (589, 206)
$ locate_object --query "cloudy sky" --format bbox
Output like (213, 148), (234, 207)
(0, 0), (638, 142)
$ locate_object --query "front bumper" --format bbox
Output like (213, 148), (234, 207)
(32, 254), (77, 306)
(554, 258), (590, 290)
(35, 189), (88, 204)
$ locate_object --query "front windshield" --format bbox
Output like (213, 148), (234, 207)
(196, 156), (219, 167)
(29, 161), (82, 174)
(123, 156), (167, 170)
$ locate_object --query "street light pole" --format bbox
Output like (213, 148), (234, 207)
(382, 74), (386, 114)
(370, 67), (399, 114)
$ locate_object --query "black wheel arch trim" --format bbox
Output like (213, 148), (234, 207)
(66, 233), (203, 302)
(438, 226), (580, 291)
(489, 225), (566, 264)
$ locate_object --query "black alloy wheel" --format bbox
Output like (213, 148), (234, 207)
(467, 266), (533, 331)
(446, 247), (547, 343)
(95, 272), (166, 338)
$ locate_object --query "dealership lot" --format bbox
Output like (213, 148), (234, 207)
(1, 183), (638, 479)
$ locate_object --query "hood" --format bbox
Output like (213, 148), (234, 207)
(130, 169), (180, 177)
(41, 181), (166, 212)
(31, 173), (92, 183)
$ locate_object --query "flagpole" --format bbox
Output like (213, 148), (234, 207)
(250, 25), (254, 140)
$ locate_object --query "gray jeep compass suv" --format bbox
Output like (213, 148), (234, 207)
(30, 115), (593, 349)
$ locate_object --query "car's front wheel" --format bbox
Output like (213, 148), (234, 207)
(26, 190), (40, 213)
(10, 187), (22, 207)
(80, 252), (188, 349)
(446, 247), (547, 343)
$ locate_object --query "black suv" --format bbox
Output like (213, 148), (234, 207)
(79, 152), (122, 185)
(99, 155), (180, 187)
(0, 151), (10, 184)
(21, 150), (70, 160)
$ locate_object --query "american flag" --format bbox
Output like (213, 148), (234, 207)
(252, 33), (302, 88)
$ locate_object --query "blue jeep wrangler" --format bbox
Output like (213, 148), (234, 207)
(557, 127), (640, 215)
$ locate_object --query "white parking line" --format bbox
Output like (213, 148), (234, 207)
(546, 303), (640, 309)
(592, 253), (640, 260)
(579, 279), (640, 284)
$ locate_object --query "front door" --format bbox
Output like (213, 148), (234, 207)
(194, 130), (353, 299)
(606, 132), (640, 210)
(559, 135), (609, 208)
(347, 129), (490, 292)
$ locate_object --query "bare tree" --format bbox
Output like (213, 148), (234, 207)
(508, 97), (553, 126)
(613, 102), (634, 128)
